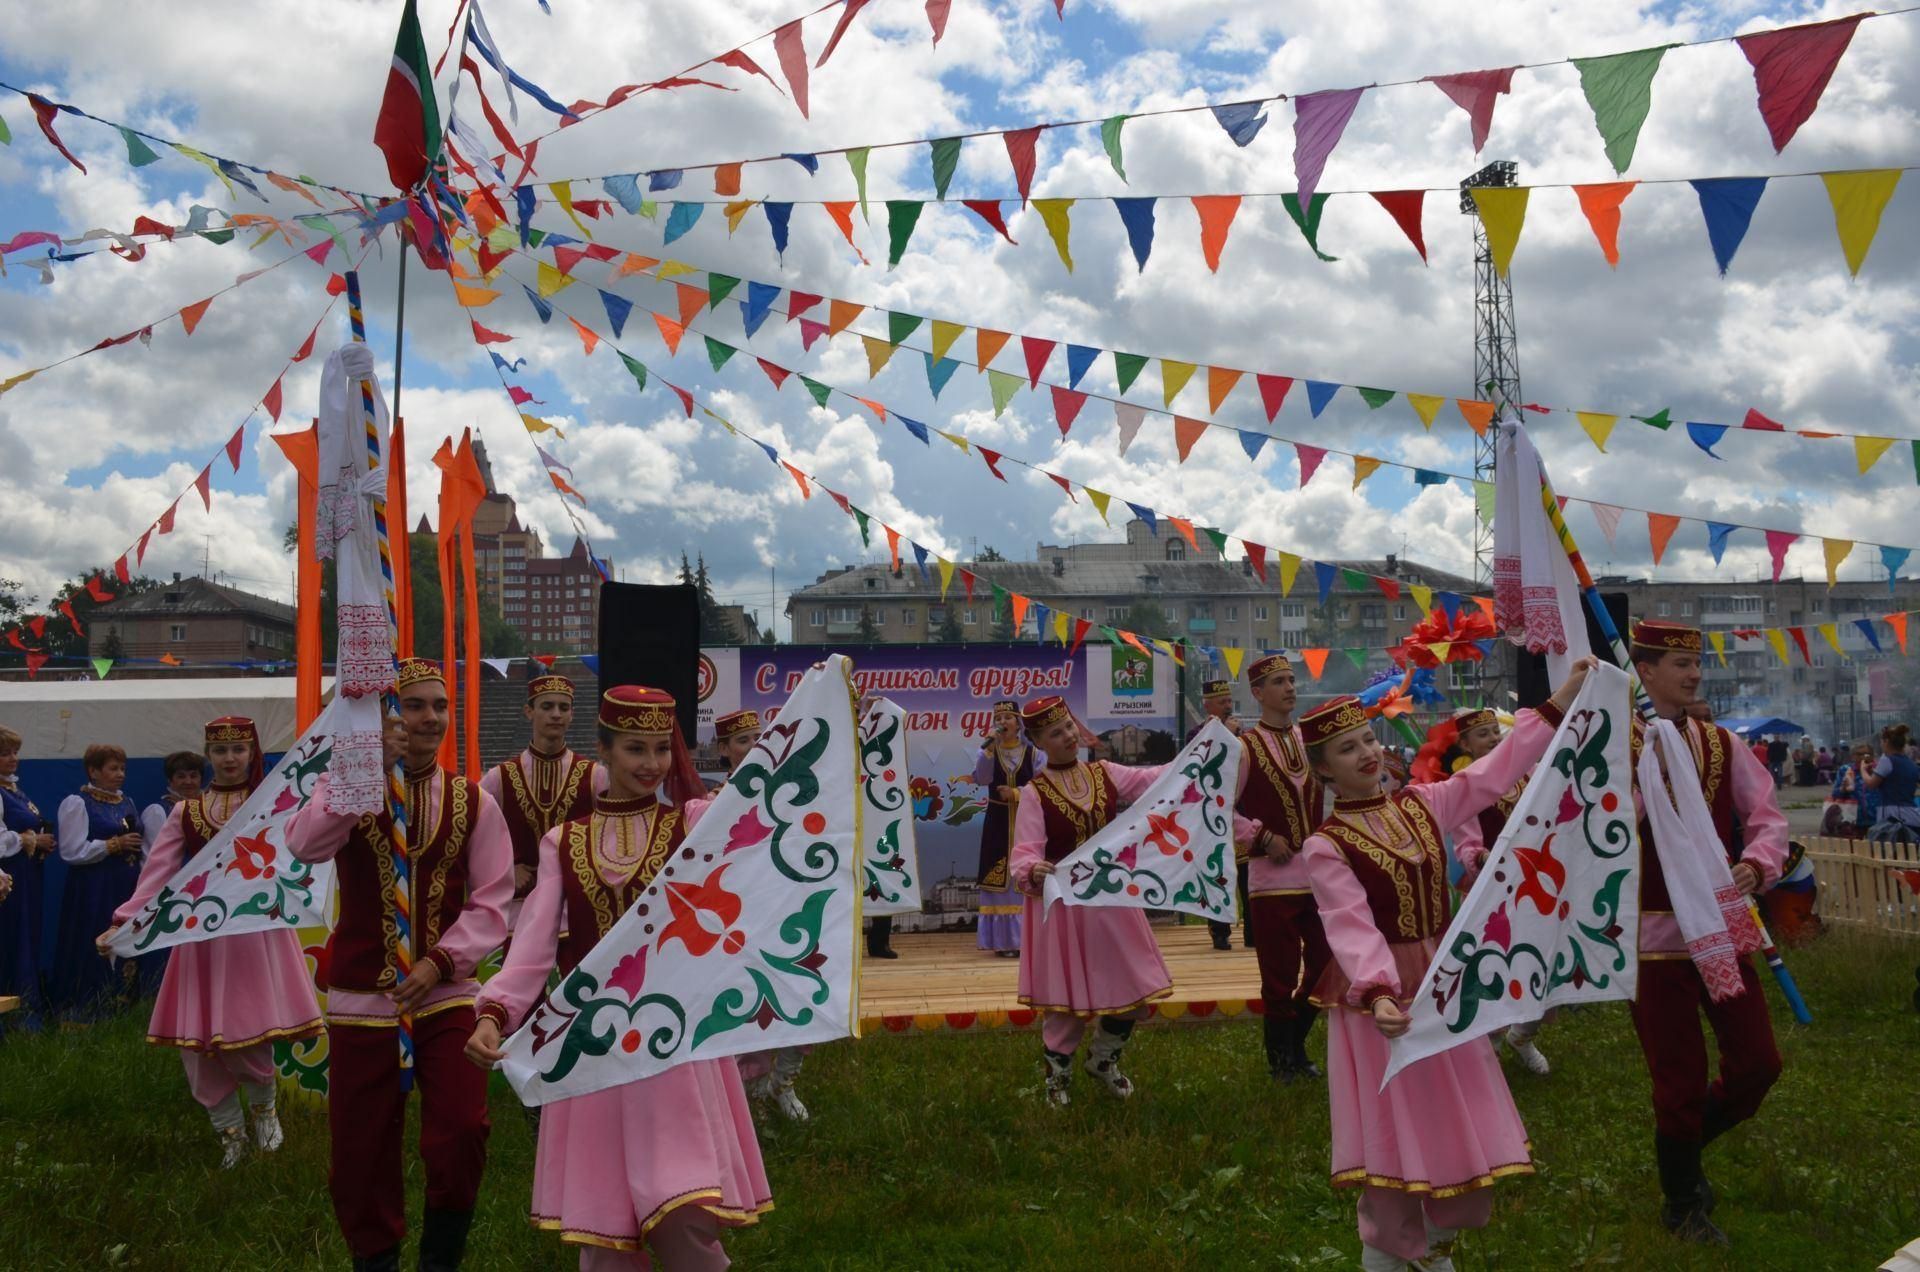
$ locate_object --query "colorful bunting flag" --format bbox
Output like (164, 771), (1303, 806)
(1292, 88), (1366, 207)
(1100, 115), (1128, 180)
(1426, 67), (1515, 153)
(1821, 170), (1902, 277)
(1370, 190), (1427, 261)
(1824, 537), (1854, 587)
(1191, 195), (1241, 271)
(1469, 186), (1528, 277)
(1692, 177), (1769, 275)
(1573, 45), (1671, 174)
(1114, 197), (1156, 271)
(1573, 181), (1637, 268)
(1034, 198), (1074, 271)
(1737, 14), (1865, 152)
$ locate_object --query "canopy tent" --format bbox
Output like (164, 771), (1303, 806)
(0, 676), (326, 760)
(1717, 716), (1806, 739)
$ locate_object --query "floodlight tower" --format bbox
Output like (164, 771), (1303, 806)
(1460, 160), (1521, 587)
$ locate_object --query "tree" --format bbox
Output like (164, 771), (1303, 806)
(977, 545), (1006, 562)
(694, 555), (740, 644)
(857, 604), (881, 642)
(280, 526), (522, 660)
(935, 606), (966, 643)
(1115, 599), (1171, 643)
(2, 567), (162, 667)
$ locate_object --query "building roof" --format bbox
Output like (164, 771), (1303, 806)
(788, 555), (1478, 604)
(95, 575), (295, 624)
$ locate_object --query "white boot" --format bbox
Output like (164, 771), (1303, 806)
(771, 1076), (809, 1122)
(250, 1103), (284, 1153)
(1082, 1023), (1135, 1099)
(1412, 1221), (1458, 1271)
(1041, 1049), (1073, 1108)
(1506, 1024), (1550, 1075)
(216, 1124), (249, 1170)
(1360, 1246), (1409, 1271)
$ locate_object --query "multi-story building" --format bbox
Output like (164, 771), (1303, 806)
(519, 536), (605, 654)
(88, 574), (296, 667)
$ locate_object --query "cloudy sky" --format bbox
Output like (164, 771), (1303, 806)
(0, 0), (1914, 638)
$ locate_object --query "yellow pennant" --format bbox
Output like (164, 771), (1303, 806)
(861, 334), (896, 379)
(520, 413), (565, 439)
(1576, 411), (1617, 452)
(536, 261), (574, 298)
(174, 144), (236, 198)
(1160, 359), (1197, 408)
(938, 430), (969, 453)
(1221, 645), (1245, 679)
(1409, 583), (1433, 615)
(1765, 629), (1790, 665)
(1352, 455), (1383, 489)
(1053, 610), (1071, 644)
(1034, 198), (1075, 272)
(1278, 552), (1301, 597)
(451, 281), (500, 306)
(930, 320), (965, 362)
(723, 200), (757, 233)
(1405, 393), (1444, 430)
(1817, 622), (1845, 659)
(657, 260), (698, 280)
(548, 180), (590, 236)
(1086, 488), (1112, 525)
(1470, 187), (1529, 279)
(1823, 537), (1854, 587)
(1708, 631), (1727, 667)
(938, 557), (955, 598)
(1429, 641), (1452, 663)
(1853, 435), (1894, 475)
(1821, 169), (1903, 277)
(0, 367), (43, 397)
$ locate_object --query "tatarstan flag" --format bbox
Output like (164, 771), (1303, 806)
(373, 0), (442, 191)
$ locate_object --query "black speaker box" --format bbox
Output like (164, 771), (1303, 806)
(1514, 591), (1630, 709)
(596, 582), (701, 737)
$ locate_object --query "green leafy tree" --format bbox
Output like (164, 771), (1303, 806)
(935, 606), (966, 643)
(857, 604), (881, 642)
(282, 527), (521, 660)
(2, 568), (162, 667)
(976, 545), (1006, 562)
(1115, 599), (1171, 643)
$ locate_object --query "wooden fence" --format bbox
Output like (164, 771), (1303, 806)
(1800, 835), (1920, 938)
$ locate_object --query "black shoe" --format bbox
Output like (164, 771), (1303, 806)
(1662, 1202), (1730, 1245)
(353, 1252), (400, 1272)
(418, 1209), (473, 1272)
(1697, 1172), (1717, 1215)
(867, 947), (900, 959)
(1263, 1013), (1290, 1081)
(1292, 1005), (1323, 1077)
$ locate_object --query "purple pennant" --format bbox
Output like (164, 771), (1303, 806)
(1292, 87), (1368, 207)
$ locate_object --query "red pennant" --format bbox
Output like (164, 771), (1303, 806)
(668, 384), (694, 417)
(532, 653), (557, 670)
(27, 616), (46, 640)
(815, 0), (873, 66)
(193, 465), (213, 510)
(1737, 14), (1866, 152)
(179, 297), (214, 336)
(470, 319), (512, 345)
(553, 244), (592, 275)
(1787, 626), (1812, 665)
(787, 292), (823, 322)
(1374, 576), (1401, 601)
(29, 95), (85, 173)
(59, 598), (83, 636)
(1069, 617), (1091, 655)
(1003, 127), (1043, 206)
(225, 426), (245, 471)
(5, 629), (25, 651)
(113, 555), (131, 585)
(1742, 408), (1786, 431)
(1021, 336), (1055, 388)
(86, 575), (114, 603)
(1370, 190), (1428, 262)
(293, 323), (321, 360)
(771, 19), (810, 118)
(713, 48), (779, 92)
(303, 240), (333, 266)
(1050, 386), (1087, 436)
(1256, 374), (1294, 423)
(828, 490), (851, 515)
(263, 377), (284, 423)
(157, 501), (178, 534)
(962, 570), (976, 602)
(25, 652), (48, 679)
(1424, 68), (1516, 153)
(925, 0), (952, 44)
(1244, 541), (1268, 582)
(136, 527), (154, 563)
(978, 447), (1008, 481)
(1046, 472), (1077, 502)
(961, 200), (1016, 244)
(133, 215), (176, 240)
(757, 358), (791, 390)
(477, 243), (510, 279)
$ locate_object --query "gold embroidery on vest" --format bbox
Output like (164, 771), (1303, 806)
(1244, 726), (1314, 844)
(568, 809), (681, 940)
(1032, 765), (1113, 848)
(422, 777), (474, 949)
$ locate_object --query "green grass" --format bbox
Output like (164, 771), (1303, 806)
(3, 929), (1917, 1269)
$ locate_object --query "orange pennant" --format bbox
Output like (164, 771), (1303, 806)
(1455, 399), (1496, 436)
(675, 282), (707, 328)
(570, 317), (599, 355)
(1168, 516), (1199, 550)
(1172, 415), (1207, 462)
(1206, 366), (1243, 413)
(1301, 648), (1330, 680)
(976, 328), (1011, 369)
(1190, 195), (1241, 272)
(613, 253), (660, 279)
(823, 202), (869, 263)
(179, 297), (213, 335)
(1573, 181), (1637, 268)
(783, 463), (811, 498)
(1648, 512), (1681, 566)
(1885, 611), (1909, 654)
(828, 299), (865, 336)
(653, 312), (687, 355)
(714, 163), (743, 196)
(1010, 592), (1031, 630)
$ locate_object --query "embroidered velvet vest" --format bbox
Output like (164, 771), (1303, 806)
(179, 785), (253, 861)
(1315, 791), (1452, 943)
(1237, 724), (1321, 853)
(554, 803), (683, 975)
(1476, 778), (1527, 848)
(494, 753), (596, 892)
(331, 768), (478, 992)
(1631, 717), (1736, 913)
(1030, 763), (1121, 864)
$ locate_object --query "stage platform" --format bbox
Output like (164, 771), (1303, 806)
(858, 922), (1266, 1035)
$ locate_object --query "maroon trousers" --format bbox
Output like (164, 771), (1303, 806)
(1250, 894), (1331, 1020)
(327, 1005), (492, 1257)
(1628, 955), (1782, 1142)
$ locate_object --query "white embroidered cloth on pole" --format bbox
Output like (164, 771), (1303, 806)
(1637, 718), (1764, 1001)
(1492, 420), (1590, 683)
(499, 656), (863, 1105)
(1042, 720), (1242, 923)
(859, 698), (922, 917)
(1383, 664), (1640, 1086)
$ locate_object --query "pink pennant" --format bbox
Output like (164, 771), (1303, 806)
(771, 19), (811, 118)
(1051, 386), (1087, 436)
(1003, 127), (1043, 207)
(816, 0), (873, 66)
(1737, 14), (1866, 152)
(225, 426), (245, 472)
(1256, 374), (1294, 423)
(303, 240), (332, 266)
(1424, 68), (1516, 153)
(798, 317), (830, 350)
(1589, 502), (1622, 547)
(1765, 530), (1797, 582)
(1021, 336), (1055, 388)
(1296, 443), (1327, 487)
(263, 376), (284, 422)
(1370, 190), (1427, 262)
(507, 386), (537, 405)
(0, 230), (61, 255)
(1292, 87), (1367, 207)
(925, 0), (951, 44)
(961, 200), (1017, 243)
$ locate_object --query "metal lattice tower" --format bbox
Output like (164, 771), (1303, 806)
(1460, 161), (1521, 587)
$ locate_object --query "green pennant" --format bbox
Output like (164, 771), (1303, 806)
(929, 137), (962, 201)
(0, 114), (10, 145)
(1341, 568), (1368, 593)
(1634, 408), (1672, 430)
(885, 201), (924, 268)
(527, 227), (549, 247)
(197, 228), (235, 245)
(1913, 440), (1920, 485)
(1202, 527), (1229, 556)
(704, 337), (737, 371)
(853, 508), (872, 546)
(1114, 352), (1149, 394)
(118, 127), (160, 167)
(1474, 479), (1496, 523)
(888, 311), (924, 346)
(638, 199), (658, 220)
(1100, 115), (1129, 181)
(1344, 648), (1369, 672)
(1356, 386), (1396, 410)
(991, 583), (1009, 617)
(987, 369), (1023, 417)
(619, 352), (648, 391)
(91, 657), (113, 680)
(1100, 625), (1120, 646)
(846, 147), (871, 220)
(800, 375), (832, 407)
(1281, 194), (1337, 262)
(1572, 45), (1673, 175)
(706, 273), (740, 308)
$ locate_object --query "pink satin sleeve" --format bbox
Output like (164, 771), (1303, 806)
(1303, 832), (1400, 1007)
(1412, 706), (1559, 832)
(429, 788), (514, 979)
(1729, 742), (1789, 888)
(286, 775), (358, 864)
(474, 826), (564, 1031)
(1009, 787), (1048, 892)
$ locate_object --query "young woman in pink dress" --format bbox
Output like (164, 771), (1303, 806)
(1297, 658), (1594, 1271)
(96, 717), (323, 1168)
(466, 687), (770, 1270)
(1010, 695), (1257, 1107)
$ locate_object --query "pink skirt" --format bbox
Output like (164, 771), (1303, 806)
(145, 927), (323, 1053)
(1318, 937), (1533, 1196)
(1018, 892), (1172, 1017)
(531, 1057), (772, 1252)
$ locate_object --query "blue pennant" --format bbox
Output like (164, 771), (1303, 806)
(513, 185), (536, 246)
(1127, 502), (1157, 534)
(602, 174), (644, 214)
(1066, 344), (1100, 389)
(742, 281), (781, 337)
(1691, 177), (1769, 276)
(912, 542), (930, 579)
(1881, 546), (1910, 591)
(1856, 619), (1883, 652)
(599, 290), (632, 338)
(1113, 197), (1157, 271)
(782, 153), (820, 174)
(647, 168), (683, 192)
(1413, 469), (1449, 486)
(521, 285), (553, 324)
(898, 415), (931, 445)
(764, 202), (793, 260)
(1305, 380), (1342, 418)
(1706, 522), (1736, 564)
(1686, 421), (1729, 458)
(663, 202), (703, 245)
(489, 351), (526, 373)
(1239, 430), (1269, 462)
(923, 353), (960, 399)
(1211, 101), (1270, 147)
(1314, 561), (1338, 604)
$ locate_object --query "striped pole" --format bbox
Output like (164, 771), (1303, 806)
(1539, 470), (1810, 1021)
(345, 270), (418, 1089)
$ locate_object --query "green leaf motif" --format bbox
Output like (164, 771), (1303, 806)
(690, 888), (834, 1050)
(534, 968), (688, 1085)
(731, 718), (840, 882)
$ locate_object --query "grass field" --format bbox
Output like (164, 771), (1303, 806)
(2, 928), (1916, 1270)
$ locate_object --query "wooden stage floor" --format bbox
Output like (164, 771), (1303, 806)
(858, 922), (1266, 1035)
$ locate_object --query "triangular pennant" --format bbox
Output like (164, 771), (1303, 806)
(930, 319), (965, 362)
(1686, 422), (1729, 458)
(1206, 366), (1243, 413)
(1692, 178), (1769, 275)
(1172, 416), (1207, 463)
(1021, 337), (1056, 389)
(1051, 386), (1088, 437)
(1243, 542), (1268, 583)
(1113, 197), (1156, 271)
(1469, 186), (1529, 277)
(1854, 434), (1894, 475)
(1066, 344), (1100, 389)
(861, 334), (897, 379)
(1356, 387), (1396, 410)
(1456, 399), (1496, 436)
(1114, 352), (1148, 394)
(600, 289), (634, 338)
(1086, 489), (1112, 525)
(1191, 195), (1241, 271)
(1823, 537), (1854, 587)
(225, 425), (245, 472)
(1425, 67), (1516, 153)
(179, 296), (214, 335)
(1161, 359), (1197, 408)
(570, 317), (600, 355)
(652, 312), (687, 355)
(1301, 648), (1330, 680)
(929, 136), (962, 199)
(1885, 611), (1909, 654)
(1100, 115), (1128, 180)
(1278, 552), (1301, 597)
(1737, 14), (1866, 152)
(1034, 198), (1075, 271)
(1787, 626), (1813, 666)
(885, 200), (924, 268)
(1409, 582), (1433, 615)
(828, 299), (865, 336)
(1822, 170), (1903, 277)
(1292, 87), (1366, 207)
(961, 199), (1017, 244)
(1296, 443), (1327, 487)
(1369, 189), (1428, 261)
(977, 328), (1011, 369)
(1573, 45), (1672, 173)
(1573, 181), (1638, 268)
(1305, 380), (1341, 418)
(800, 376), (831, 408)
(1708, 631), (1728, 667)
(1352, 455), (1383, 489)
(1577, 412), (1617, 452)
(771, 19), (810, 117)
(1114, 403), (1148, 457)
(987, 369), (1023, 418)
(1280, 193), (1337, 262)
(1648, 512), (1681, 566)
(1405, 392), (1444, 430)
(1004, 126), (1043, 206)
(1256, 374), (1294, 423)
(823, 202), (870, 264)
(1473, 480), (1496, 524)
(1817, 622), (1845, 661)
(1211, 101), (1270, 147)
(1238, 430), (1269, 463)
(923, 353), (960, 399)
(1706, 522), (1736, 565)
(1855, 619), (1883, 652)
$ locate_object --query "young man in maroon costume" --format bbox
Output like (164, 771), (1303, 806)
(1627, 620), (1787, 1246)
(478, 672), (599, 931)
(289, 658), (515, 1272)
(1232, 653), (1330, 1082)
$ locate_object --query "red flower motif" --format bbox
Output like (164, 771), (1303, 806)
(182, 872), (210, 900)
(1514, 834), (1568, 917)
(725, 807), (773, 854)
(607, 947), (649, 1001)
(1180, 782), (1203, 805)
(1143, 811), (1190, 857)
(659, 864), (744, 958)
(1483, 903), (1512, 951)
(270, 787), (301, 816)
(1555, 786), (1581, 825)
(225, 832), (277, 880)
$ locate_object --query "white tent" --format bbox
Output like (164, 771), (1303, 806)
(0, 677), (331, 760)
